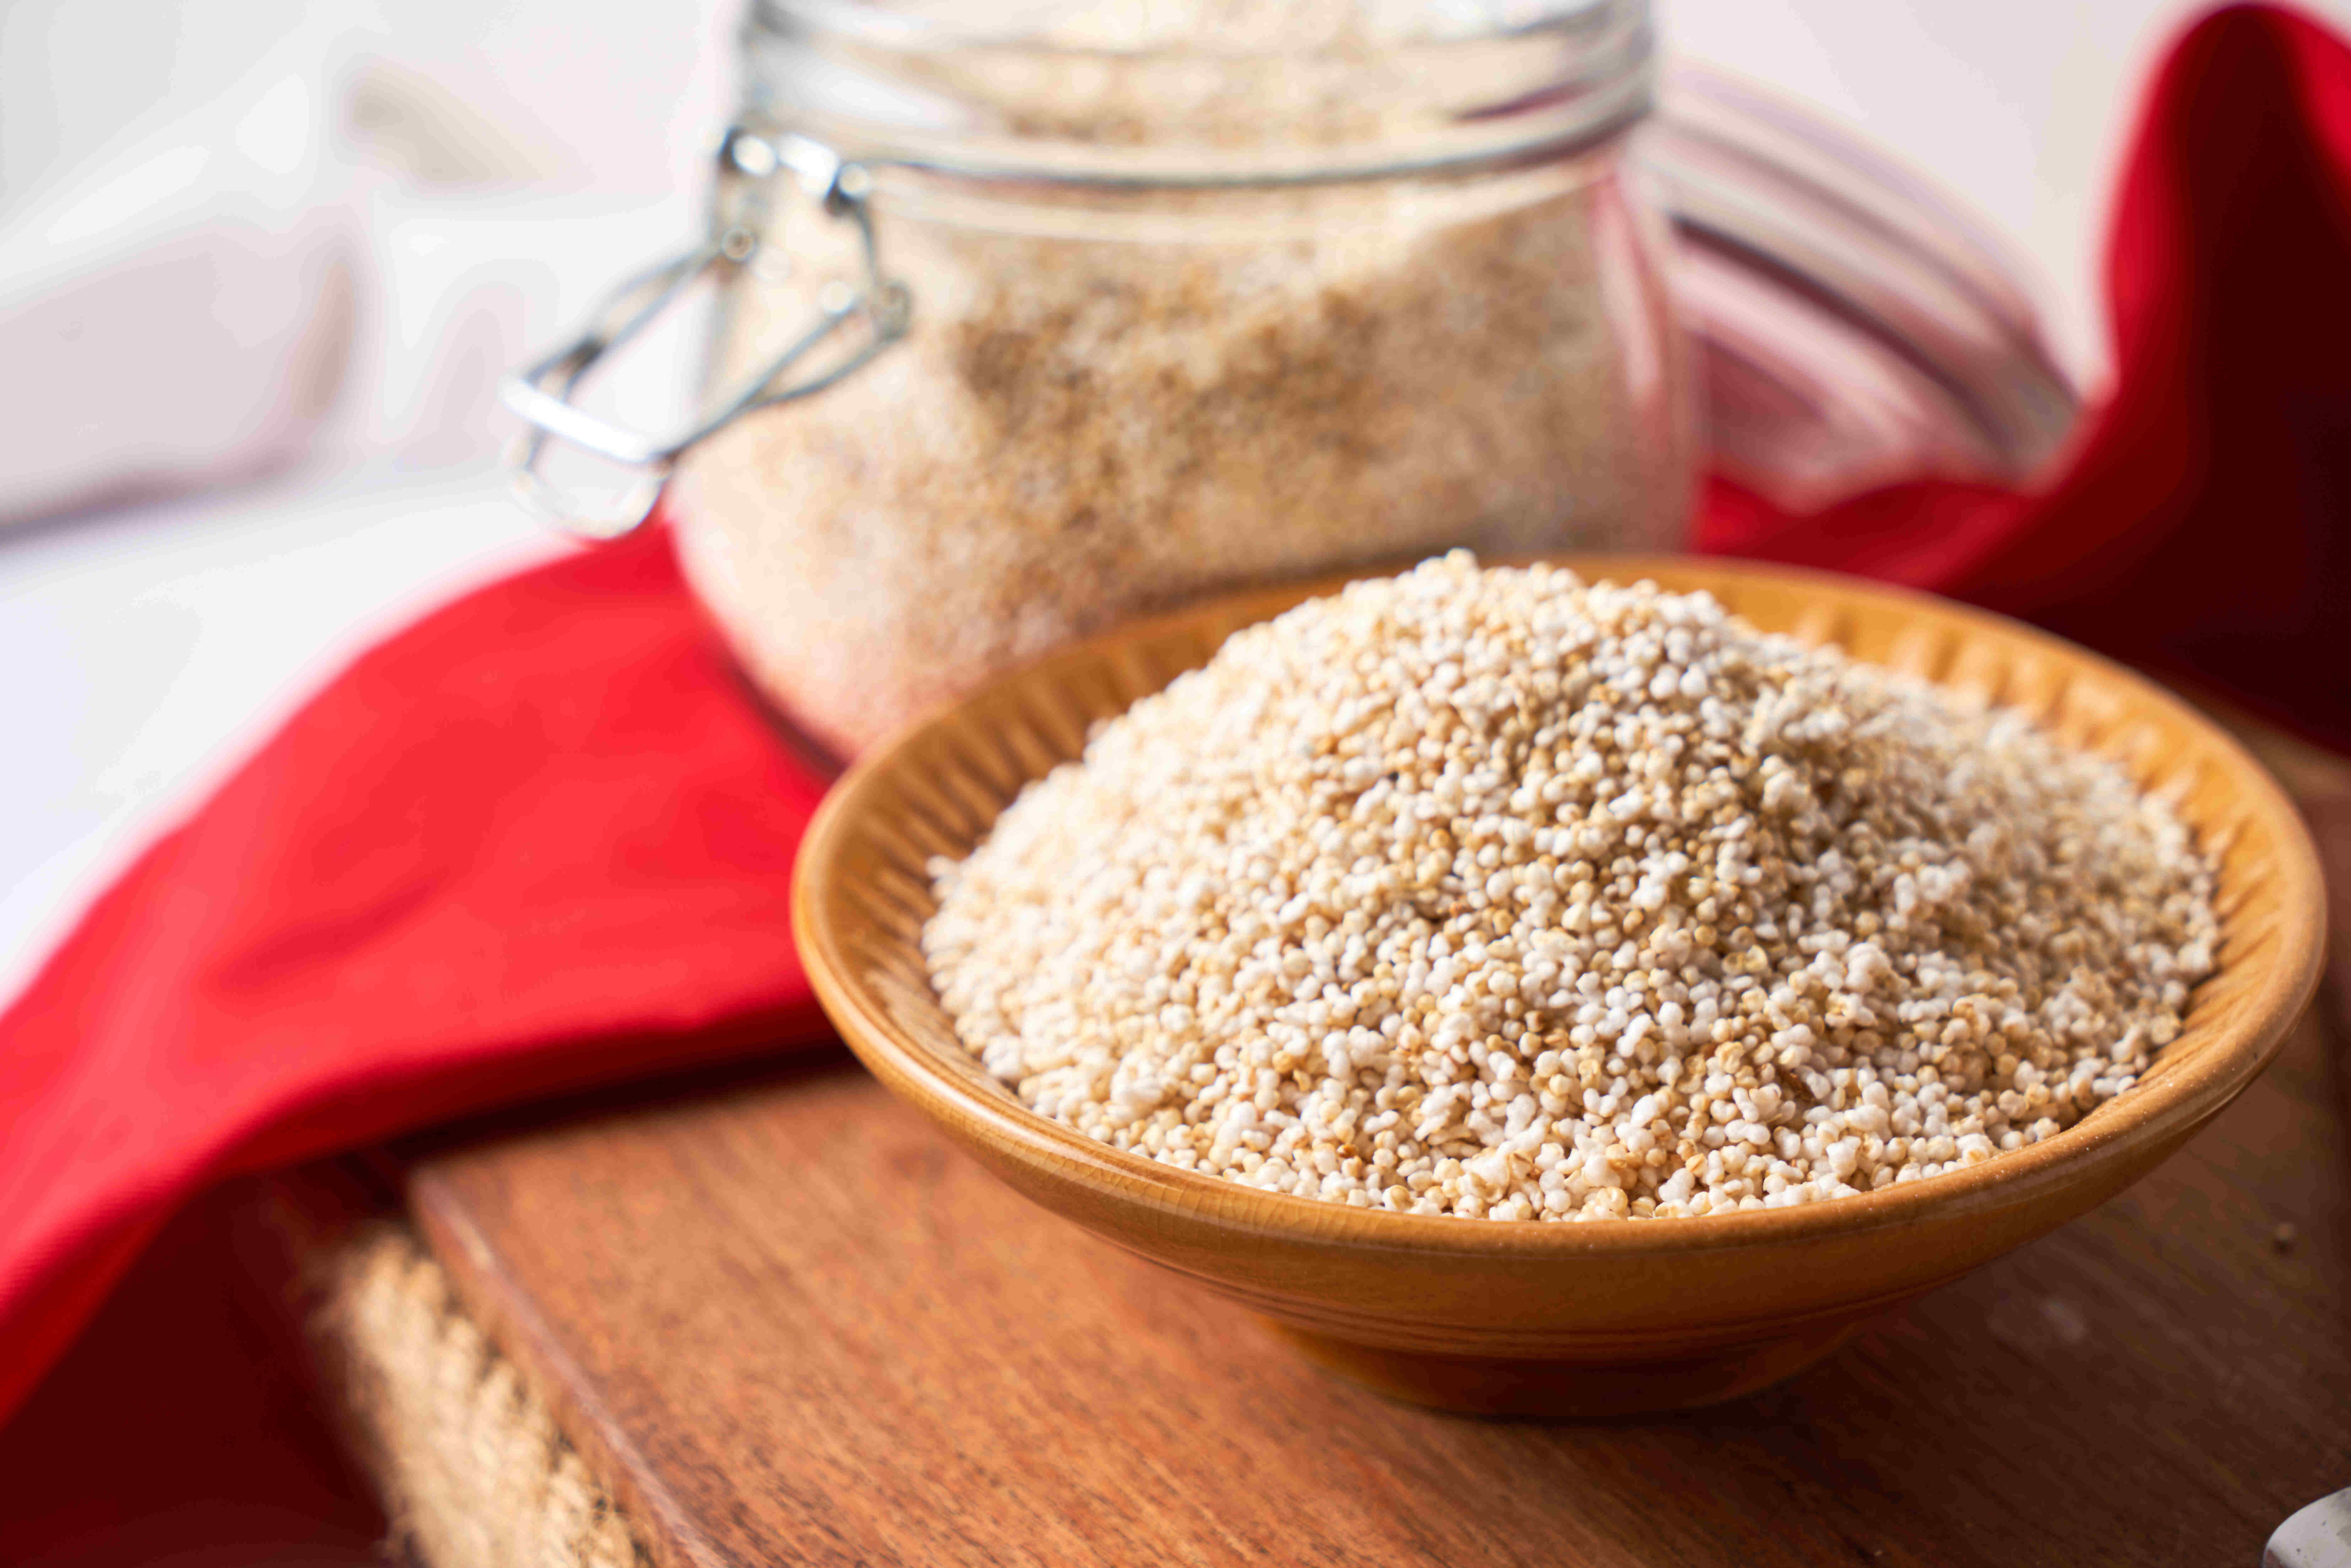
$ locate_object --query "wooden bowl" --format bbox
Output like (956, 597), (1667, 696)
(792, 556), (2325, 1417)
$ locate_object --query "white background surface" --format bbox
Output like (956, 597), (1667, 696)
(3, 0), (2348, 1004)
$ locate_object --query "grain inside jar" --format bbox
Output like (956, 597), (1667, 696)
(668, 0), (1692, 755)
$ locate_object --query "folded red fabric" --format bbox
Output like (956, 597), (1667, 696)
(0, 1), (2345, 1521)
(1699, 2), (2351, 755)
(0, 534), (838, 1428)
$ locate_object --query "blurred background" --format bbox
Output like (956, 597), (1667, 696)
(4, 0), (2348, 1005)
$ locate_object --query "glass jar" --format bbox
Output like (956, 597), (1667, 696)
(508, 0), (1696, 756)
(1637, 67), (2079, 512)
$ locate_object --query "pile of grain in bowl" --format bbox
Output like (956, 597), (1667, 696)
(921, 555), (2219, 1220)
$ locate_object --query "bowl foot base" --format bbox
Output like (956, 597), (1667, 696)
(1262, 1319), (1857, 1418)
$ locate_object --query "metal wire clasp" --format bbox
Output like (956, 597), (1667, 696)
(500, 129), (912, 539)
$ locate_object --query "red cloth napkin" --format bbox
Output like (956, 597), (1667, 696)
(1697, 3), (2351, 753)
(1, 2), (2347, 1554)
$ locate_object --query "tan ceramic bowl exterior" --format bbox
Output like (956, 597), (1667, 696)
(793, 557), (2325, 1416)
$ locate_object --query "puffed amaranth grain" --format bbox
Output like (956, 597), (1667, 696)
(923, 554), (2218, 1221)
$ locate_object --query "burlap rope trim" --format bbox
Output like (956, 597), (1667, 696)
(311, 1224), (652, 1568)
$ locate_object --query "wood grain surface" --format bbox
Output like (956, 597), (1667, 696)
(385, 696), (2351, 1568)
(403, 1010), (2349, 1568)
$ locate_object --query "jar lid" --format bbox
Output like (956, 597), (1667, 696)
(1642, 66), (2081, 507)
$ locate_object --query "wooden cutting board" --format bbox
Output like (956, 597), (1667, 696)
(365, 718), (2351, 1568)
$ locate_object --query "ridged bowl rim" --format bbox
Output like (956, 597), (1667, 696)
(793, 555), (2326, 1260)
